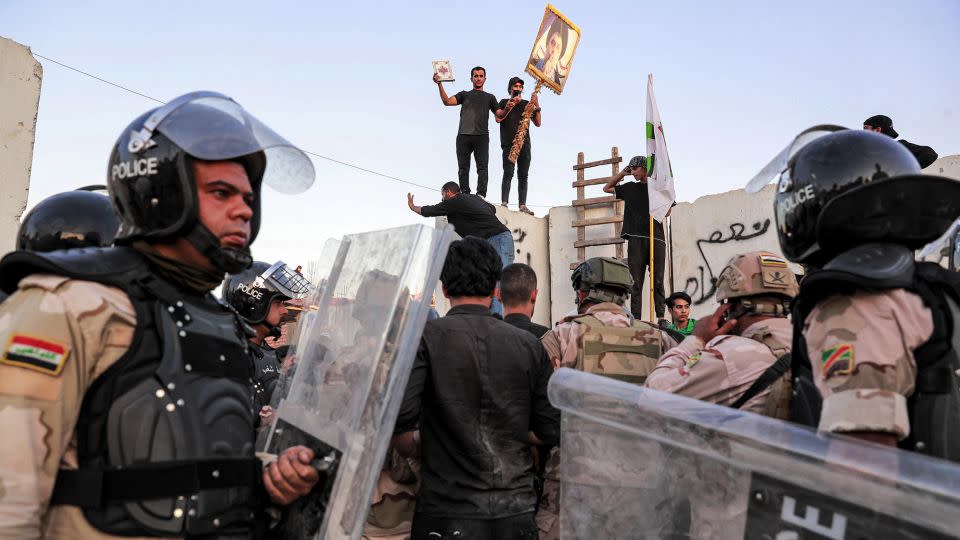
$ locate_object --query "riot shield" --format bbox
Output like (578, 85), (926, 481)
(258, 224), (456, 539)
(549, 368), (960, 539)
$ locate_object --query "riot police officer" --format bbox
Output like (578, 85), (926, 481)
(223, 260), (312, 421)
(16, 186), (120, 253)
(0, 91), (319, 538)
(755, 127), (960, 459)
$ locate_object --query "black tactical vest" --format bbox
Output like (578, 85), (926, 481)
(251, 342), (281, 413)
(0, 247), (263, 537)
(791, 243), (960, 463)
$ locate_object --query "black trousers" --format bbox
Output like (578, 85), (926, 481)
(627, 227), (666, 319)
(501, 142), (531, 205)
(411, 512), (538, 540)
(456, 134), (490, 196)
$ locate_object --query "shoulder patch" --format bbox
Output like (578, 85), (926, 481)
(3, 334), (70, 376)
(821, 344), (854, 378)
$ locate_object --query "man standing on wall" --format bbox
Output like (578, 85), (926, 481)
(433, 67), (499, 198)
(496, 77), (541, 214)
(603, 156), (669, 322)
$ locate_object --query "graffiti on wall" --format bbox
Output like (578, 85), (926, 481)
(681, 219), (771, 305)
(513, 227), (533, 266)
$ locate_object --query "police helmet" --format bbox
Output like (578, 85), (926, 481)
(571, 257), (634, 305)
(222, 260), (313, 325)
(748, 127), (960, 265)
(107, 91), (315, 273)
(17, 187), (119, 252)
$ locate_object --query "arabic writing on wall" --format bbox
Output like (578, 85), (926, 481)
(682, 219), (771, 305)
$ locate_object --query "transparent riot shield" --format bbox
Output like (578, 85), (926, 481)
(549, 368), (960, 539)
(258, 224), (456, 539)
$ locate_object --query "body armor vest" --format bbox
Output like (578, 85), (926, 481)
(251, 342), (281, 413)
(738, 324), (792, 420)
(571, 314), (664, 385)
(0, 247), (261, 537)
(792, 243), (960, 462)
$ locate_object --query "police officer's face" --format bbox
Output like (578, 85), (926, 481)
(266, 298), (289, 327)
(194, 160), (254, 249)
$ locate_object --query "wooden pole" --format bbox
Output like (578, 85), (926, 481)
(508, 80), (543, 163)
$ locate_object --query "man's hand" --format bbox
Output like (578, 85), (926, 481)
(263, 446), (320, 505)
(432, 73), (441, 84)
(407, 193), (415, 209)
(692, 303), (737, 343)
(531, 93), (540, 108)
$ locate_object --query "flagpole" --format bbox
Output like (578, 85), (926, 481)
(649, 214), (655, 322)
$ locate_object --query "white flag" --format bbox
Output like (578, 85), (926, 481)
(645, 74), (676, 222)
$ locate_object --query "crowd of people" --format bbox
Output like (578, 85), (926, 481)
(0, 82), (953, 540)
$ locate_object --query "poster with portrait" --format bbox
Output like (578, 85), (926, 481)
(525, 4), (581, 95)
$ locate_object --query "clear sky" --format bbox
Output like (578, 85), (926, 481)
(3, 0), (958, 267)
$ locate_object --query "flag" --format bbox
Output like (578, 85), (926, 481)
(645, 74), (676, 222)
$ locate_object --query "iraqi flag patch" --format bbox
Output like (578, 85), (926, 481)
(3, 335), (69, 376)
(821, 343), (854, 378)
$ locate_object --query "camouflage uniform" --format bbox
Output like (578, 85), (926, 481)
(538, 302), (677, 540)
(362, 447), (420, 540)
(0, 276), (148, 539)
(804, 289), (933, 439)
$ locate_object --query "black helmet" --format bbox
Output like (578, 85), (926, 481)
(107, 91), (315, 273)
(571, 257), (633, 305)
(749, 127), (960, 265)
(222, 260), (313, 326)
(17, 188), (119, 252)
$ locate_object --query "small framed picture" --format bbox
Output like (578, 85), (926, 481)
(432, 60), (455, 82)
(525, 4), (582, 95)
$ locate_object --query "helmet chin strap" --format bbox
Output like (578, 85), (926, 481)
(184, 222), (252, 275)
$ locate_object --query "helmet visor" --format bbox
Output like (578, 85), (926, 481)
(261, 261), (314, 300)
(152, 92), (315, 194)
(745, 125), (848, 193)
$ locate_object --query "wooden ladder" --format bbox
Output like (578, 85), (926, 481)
(570, 146), (625, 269)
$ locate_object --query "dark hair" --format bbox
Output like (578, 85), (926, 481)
(667, 291), (692, 307)
(441, 181), (460, 194)
(471, 66), (486, 77)
(507, 76), (524, 92)
(500, 263), (537, 307)
(441, 236), (501, 298)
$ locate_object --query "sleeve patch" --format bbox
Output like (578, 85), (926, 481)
(3, 335), (69, 376)
(822, 343), (854, 378)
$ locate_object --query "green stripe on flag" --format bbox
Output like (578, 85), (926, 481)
(647, 154), (655, 172)
(646, 122), (655, 140)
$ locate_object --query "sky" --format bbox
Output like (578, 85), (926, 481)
(2, 0), (958, 267)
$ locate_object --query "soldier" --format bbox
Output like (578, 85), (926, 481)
(0, 91), (321, 538)
(755, 127), (960, 459)
(16, 187), (120, 253)
(646, 251), (797, 419)
(538, 257), (678, 539)
(223, 260), (313, 423)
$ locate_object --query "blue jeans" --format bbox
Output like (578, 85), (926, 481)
(486, 230), (515, 316)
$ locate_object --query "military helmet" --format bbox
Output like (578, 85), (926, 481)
(17, 188), (119, 252)
(222, 260), (313, 325)
(715, 251), (798, 303)
(571, 257), (634, 305)
(748, 127), (960, 265)
(107, 91), (315, 273)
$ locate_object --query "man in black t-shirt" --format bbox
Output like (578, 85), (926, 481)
(496, 77), (542, 214)
(433, 66), (501, 197)
(863, 114), (939, 168)
(603, 156), (670, 321)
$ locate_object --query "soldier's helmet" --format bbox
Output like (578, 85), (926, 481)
(715, 251), (798, 303)
(17, 187), (119, 252)
(222, 260), (313, 325)
(747, 127), (960, 265)
(571, 257), (634, 306)
(107, 91), (315, 273)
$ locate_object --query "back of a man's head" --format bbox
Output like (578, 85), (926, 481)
(500, 263), (537, 307)
(441, 181), (460, 195)
(441, 236), (501, 298)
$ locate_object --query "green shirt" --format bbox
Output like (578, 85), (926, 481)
(668, 318), (696, 336)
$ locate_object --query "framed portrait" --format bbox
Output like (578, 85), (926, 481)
(525, 4), (581, 95)
(432, 60), (455, 82)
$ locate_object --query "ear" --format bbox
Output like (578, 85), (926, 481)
(530, 289), (539, 304)
(441, 285), (451, 300)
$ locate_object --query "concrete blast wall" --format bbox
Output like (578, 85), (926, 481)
(0, 36), (42, 254)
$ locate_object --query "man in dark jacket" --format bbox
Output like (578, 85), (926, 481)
(498, 262), (549, 338)
(393, 237), (560, 540)
(864, 114), (938, 168)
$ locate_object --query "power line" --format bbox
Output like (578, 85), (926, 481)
(33, 53), (563, 209)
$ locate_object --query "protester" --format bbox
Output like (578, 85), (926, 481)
(664, 291), (696, 336)
(393, 237), (559, 540)
(498, 262), (549, 338)
(603, 156), (670, 322)
(407, 182), (514, 314)
(767, 128), (960, 460)
(863, 114), (938, 168)
(0, 91), (319, 538)
(496, 76), (541, 214)
(433, 67), (499, 197)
